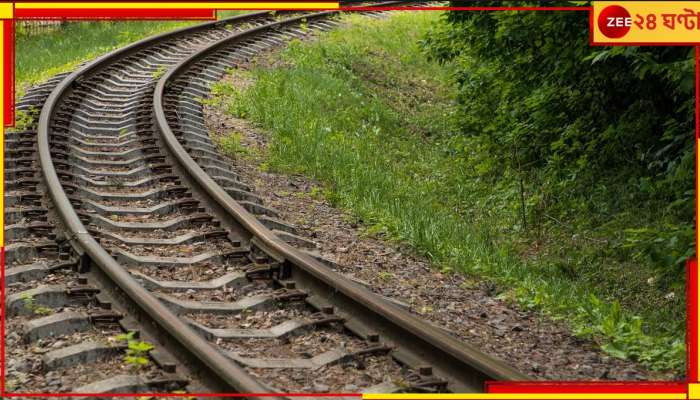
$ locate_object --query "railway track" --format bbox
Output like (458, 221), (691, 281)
(6, 4), (529, 396)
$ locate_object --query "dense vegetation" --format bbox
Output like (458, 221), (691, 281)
(422, 2), (693, 368)
(215, 10), (690, 374)
(424, 2), (695, 289)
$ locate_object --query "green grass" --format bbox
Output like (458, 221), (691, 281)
(16, 11), (250, 95)
(17, 20), (191, 91)
(217, 10), (252, 19)
(216, 131), (255, 158)
(213, 12), (684, 374)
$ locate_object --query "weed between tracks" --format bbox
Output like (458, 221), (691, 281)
(202, 13), (682, 374)
(112, 331), (154, 369)
(20, 293), (52, 316)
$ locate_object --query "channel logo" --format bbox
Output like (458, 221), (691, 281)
(592, 1), (700, 45)
(597, 4), (631, 38)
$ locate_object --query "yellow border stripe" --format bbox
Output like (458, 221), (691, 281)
(690, 383), (700, 400)
(0, 3), (13, 19)
(363, 394), (686, 400)
(15, 3), (338, 9)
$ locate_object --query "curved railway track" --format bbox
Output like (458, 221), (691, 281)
(6, 5), (529, 396)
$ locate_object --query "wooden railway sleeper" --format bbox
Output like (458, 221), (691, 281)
(244, 262), (282, 280)
(7, 178), (40, 190)
(6, 148), (35, 159)
(66, 285), (101, 303)
(6, 158), (34, 169)
(271, 287), (308, 303)
(87, 310), (123, 326)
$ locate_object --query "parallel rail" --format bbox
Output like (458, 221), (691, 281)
(5, 4), (529, 396)
(36, 11), (308, 396)
(153, 10), (527, 394)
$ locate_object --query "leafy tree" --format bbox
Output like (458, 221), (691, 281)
(423, 1), (695, 286)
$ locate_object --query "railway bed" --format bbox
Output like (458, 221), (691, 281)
(5, 4), (528, 397)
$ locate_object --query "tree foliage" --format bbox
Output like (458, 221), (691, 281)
(423, 1), (695, 286)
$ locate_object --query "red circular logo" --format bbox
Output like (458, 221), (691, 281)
(598, 5), (631, 38)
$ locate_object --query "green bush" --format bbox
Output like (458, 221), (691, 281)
(423, 1), (695, 289)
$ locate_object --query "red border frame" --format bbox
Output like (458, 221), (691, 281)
(15, 8), (217, 20)
(1, 2), (696, 398)
(3, 19), (13, 126)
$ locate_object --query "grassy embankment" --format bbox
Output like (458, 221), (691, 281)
(16, 10), (248, 96)
(209, 12), (685, 374)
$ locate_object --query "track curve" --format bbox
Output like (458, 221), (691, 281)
(7, 4), (530, 396)
(153, 9), (528, 393)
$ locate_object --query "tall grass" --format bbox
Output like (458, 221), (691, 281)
(218, 12), (684, 374)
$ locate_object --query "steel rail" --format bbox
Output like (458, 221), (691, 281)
(37, 11), (295, 398)
(154, 7), (530, 393)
